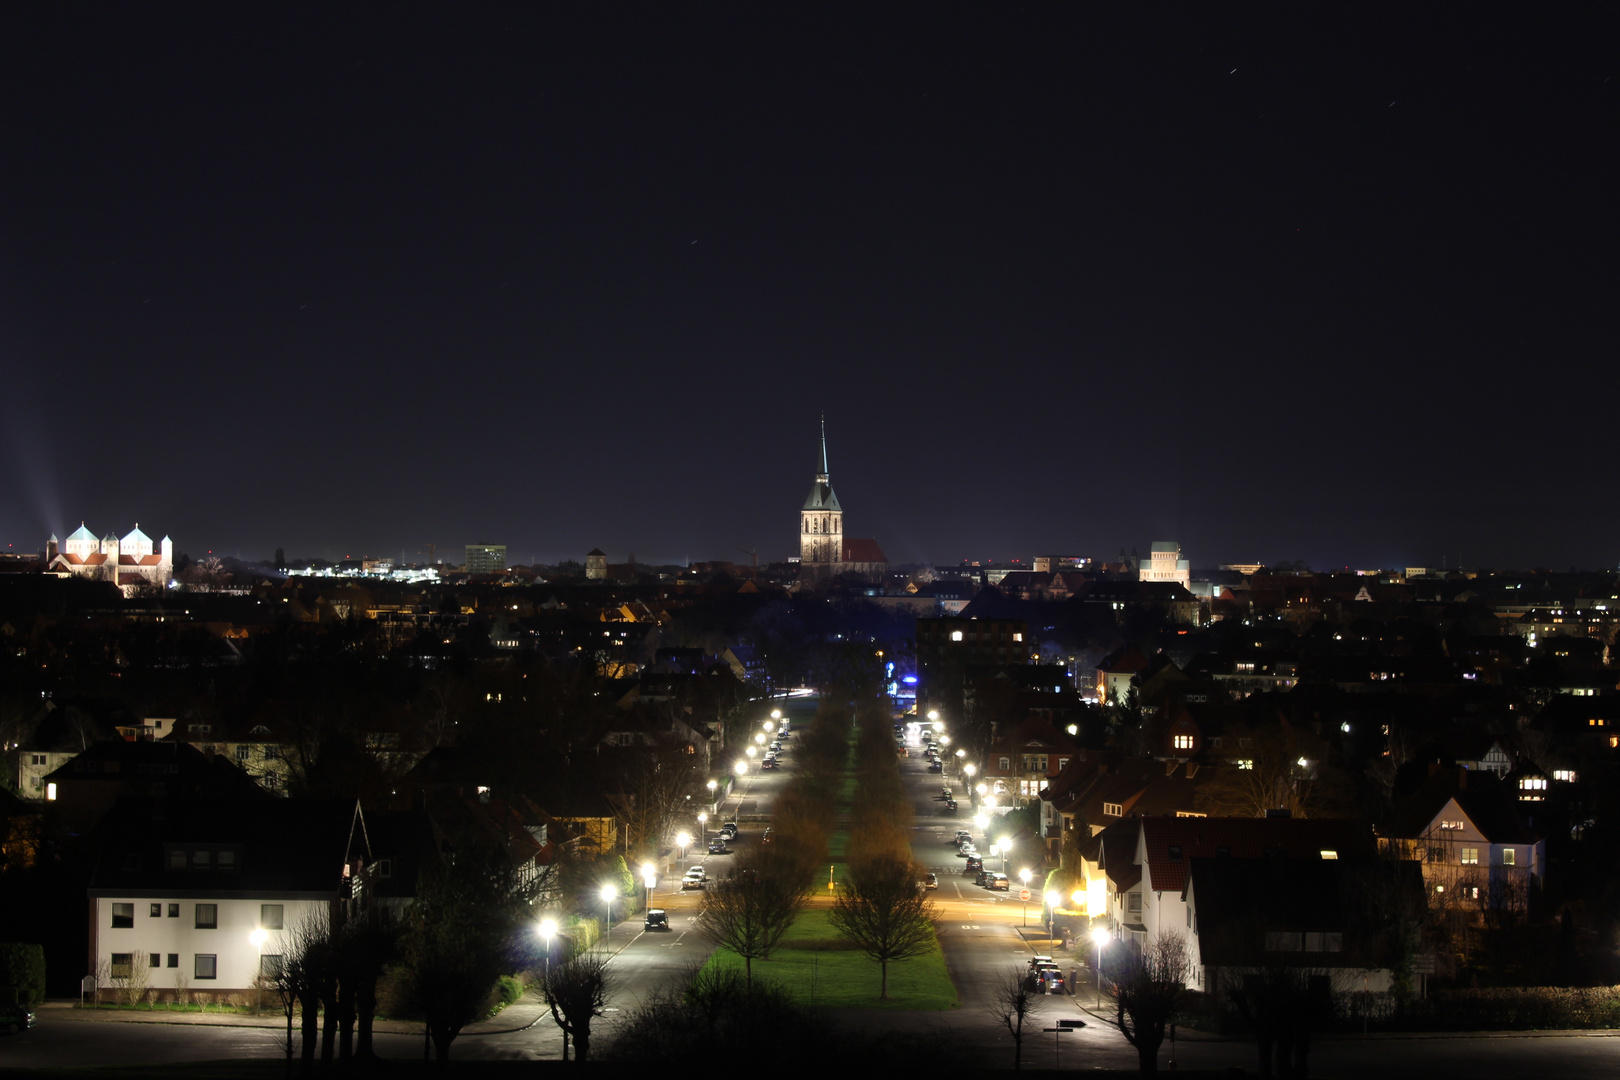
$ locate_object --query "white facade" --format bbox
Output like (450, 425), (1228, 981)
(48, 523), (174, 595)
(1140, 541), (1190, 589)
(93, 895), (333, 997)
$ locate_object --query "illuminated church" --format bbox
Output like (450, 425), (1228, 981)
(799, 419), (887, 581)
(47, 524), (174, 594)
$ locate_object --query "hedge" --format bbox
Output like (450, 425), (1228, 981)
(0, 942), (46, 1007)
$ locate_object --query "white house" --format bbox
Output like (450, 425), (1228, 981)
(87, 797), (369, 1001)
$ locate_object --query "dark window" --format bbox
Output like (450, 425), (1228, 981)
(261, 955), (285, 979)
(167, 954), (179, 968)
(111, 953), (132, 978)
(111, 903), (134, 928)
(195, 954), (217, 980)
(150, 903), (162, 918)
(149, 953), (161, 968)
(168, 850), (188, 870)
(168, 903), (179, 918)
(195, 903), (217, 929)
(260, 904), (283, 930)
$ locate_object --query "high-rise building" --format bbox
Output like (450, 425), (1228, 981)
(465, 544), (507, 573)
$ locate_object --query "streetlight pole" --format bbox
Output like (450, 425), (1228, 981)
(641, 863), (656, 914)
(1045, 890), (1059, 946)
(1019, 869), (1032, 926)
(697, 813), (708, 852)
(249, 928), (267, 1012)
(1092, 928), (1110, 1009)
(599, 885), (617, 949)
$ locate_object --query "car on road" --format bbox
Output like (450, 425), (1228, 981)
(0, 1005), (35, 1033)
(688, 865), (709, 881)
(1028, 955), (1054, 971)
(761, 757), (776, 770)
(974, 868), (994, 885)
(923, 872), (938, 890)
(645, 908), (671, 931)
(985, 872), (1010, 890)
(1035, 963), (1066, 992)
(681, 873), (705, 890)
(965, 856), (983, 873)
(927, 761), (943, 772)
(770, 741), (782, 752)
(954, 830), (972, 844)
(708, 839), (732, 854)
(945, 799), (957, 811)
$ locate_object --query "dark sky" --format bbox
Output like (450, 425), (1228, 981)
(3, 4), (1616, 570)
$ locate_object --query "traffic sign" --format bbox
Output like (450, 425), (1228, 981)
(1019, 888), (1031, 901)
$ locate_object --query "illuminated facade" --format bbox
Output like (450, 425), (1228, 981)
(46, 524), (173, 595)
(1139, 541), (1190, 589)
(798, 418), (887, 580)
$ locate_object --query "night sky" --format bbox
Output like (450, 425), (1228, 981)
(3, 4), (1615, 570)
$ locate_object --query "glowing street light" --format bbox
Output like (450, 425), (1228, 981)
(998, 838), (1012, 874)
(771, 708), (782, 719)
(755, 733), (767, 746)
(538, 917), (557, 978)
(641, 863), (657, 911)
(735, 760), (747, 777)
(746, 746), (756, 759)
(974, 813), (989, 832)
(697, 812), (708, 849)
(676, 831), (692, 859)
(927, 709), (940, 721)
(1044, 889), (1060, 942)
(707, 779), (718, 809)
(763, 720), (775, 733)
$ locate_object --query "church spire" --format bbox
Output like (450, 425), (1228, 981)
(819, 412), (829, 478)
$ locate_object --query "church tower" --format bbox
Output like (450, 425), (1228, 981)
(799, 416), (843, 573)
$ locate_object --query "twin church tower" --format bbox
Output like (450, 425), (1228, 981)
(798, 417), (887, 580)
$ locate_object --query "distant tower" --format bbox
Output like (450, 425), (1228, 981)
(799, 416), (843, 574)
(585, 549), (607, 580)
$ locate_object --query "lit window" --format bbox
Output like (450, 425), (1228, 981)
(951, 631), (964, 642)
(46, 782), (57, 801)
(195, 903), (218, 929)
(1128, 892), (1142, 913)
(1554, 770), (1577, 782)
(1173, 734), (1194, 750)
(1460, 848), (1479, 865)
(1012, 633), (1023, 642)
(1319, 850), (1338, 860)
(111, 953), (132, 978)
(1502, 848), (1516, 867)
(1103, 802), (1123, 817)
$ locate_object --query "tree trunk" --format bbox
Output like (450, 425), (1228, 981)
(355, 985), (377, 1062)
(1137, 1042), (1158, 1076)
(1256, 1033), (1273, 1079)
(745, 955), (752, 992)
(298, 993), (319, 1075)
(575, 1027), (592, 1062)
(880, 958), (888, 1000)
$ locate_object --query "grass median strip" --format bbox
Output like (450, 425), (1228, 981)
(699, 910), (955, 1010)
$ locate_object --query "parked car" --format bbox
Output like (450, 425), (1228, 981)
(974, 868), (993, 885)
(954, 830), (973, 845)
(0, 1005), (35, 1033)
(688, 866), (709, 881)
(708, 839), (731, 854)
(945, 799), (957, 811)
(1035, 963), (1066, 992)
(721, 822), (739, 835)
(923, 872), (938, 890)
(681, 873), (705, 890)
(986, 873), (1010, 891)
(761, 757), (776, 770)
(928, 762), (943, 772)
(965, 856), (984, 873)
(645, 908), (671, 931)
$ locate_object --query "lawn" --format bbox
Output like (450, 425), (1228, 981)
(700, 909), (956, 1010)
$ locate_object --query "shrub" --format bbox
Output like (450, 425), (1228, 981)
(0, 943), (46, 1008)
(497, 975), (525, 1007)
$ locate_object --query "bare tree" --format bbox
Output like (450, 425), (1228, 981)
(986, 965), (1043, 1071)
(541, 952), (616, 1062)
(827, 855), (940, 1000)
(110, 948), (151, 1006)
(1195, 725), (1352, 819)
(1225, 964), (1344, 1080)
(696, 860), (811, 990)
(1104, 931), (1191, 1076)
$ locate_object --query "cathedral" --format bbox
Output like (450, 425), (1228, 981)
(47, 524), (174, 595)
(798, 419), (888, 581)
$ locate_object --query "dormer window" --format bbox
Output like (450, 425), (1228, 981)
(1103, 802), (1123, 817)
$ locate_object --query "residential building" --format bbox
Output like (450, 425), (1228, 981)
(86, 797), (370, 1002)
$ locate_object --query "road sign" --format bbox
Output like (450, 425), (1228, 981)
(1019, 888), (1031, 901)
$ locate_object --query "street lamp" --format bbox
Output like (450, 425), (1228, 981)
(735, 760), (747, 778)
(927, 709), (939, 722)
(697, 812), (708, 850)
(642, 863), (657, 912)
(746, 745), (756, 759)
(538, 918), (557, 980)
(676, 831), (692, 861)
(771, 708), (781, 720)
(706, 779), (718, 811)
(974, 813), (989, 833)
(1092, 928), (1110, 1008)
(599, 884), (617, 947)
(1019, 869), (1033, 925)
(998, 838), (1012, 874)
(763, 720), (774, 733)
(755, 733), (767, 746)
(249, 928), (268, 1011)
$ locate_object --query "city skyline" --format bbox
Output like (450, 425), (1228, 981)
(3, 6), (1615, 570)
